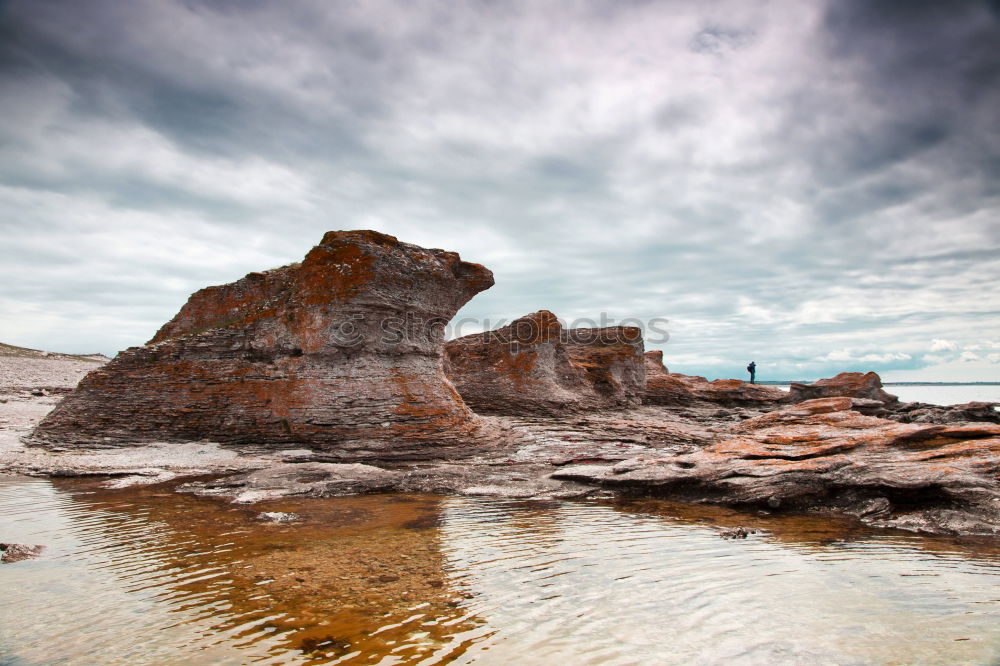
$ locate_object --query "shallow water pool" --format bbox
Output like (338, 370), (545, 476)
(2, 475), (1000, 665)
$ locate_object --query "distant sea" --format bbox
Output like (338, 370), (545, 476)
(762, 382), (1000, 406)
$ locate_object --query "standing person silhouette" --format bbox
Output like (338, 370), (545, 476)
(747, 361), (756, 384)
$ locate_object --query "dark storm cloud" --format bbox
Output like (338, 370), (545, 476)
(0, 0), (998, 380)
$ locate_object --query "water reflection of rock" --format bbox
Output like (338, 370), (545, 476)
(606, 497), (1000, 560)
(51, 478), (485, 663)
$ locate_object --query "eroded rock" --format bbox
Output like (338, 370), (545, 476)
(644, 350), (669, 376)
(31, 231), (500, 459)
(645, 372), (787, 408)
(786, 371), (898, 405)
(551, 397), (1000, 535)
(444, 310), (645, 415)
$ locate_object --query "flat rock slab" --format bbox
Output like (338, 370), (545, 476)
(178, 463), (405, 503)
(552, 397), (1000, 536)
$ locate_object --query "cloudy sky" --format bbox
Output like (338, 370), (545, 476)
(1, 0), (998, 381)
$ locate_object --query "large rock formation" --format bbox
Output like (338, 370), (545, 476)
(645, 372), (786, 408)
(786, 371), (898, 404)
(552, 397), (1000, 535)
(444, 310), (645, 415)
(32, 230), (499, 459)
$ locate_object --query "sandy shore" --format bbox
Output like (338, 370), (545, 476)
(0, 342), (108, 392)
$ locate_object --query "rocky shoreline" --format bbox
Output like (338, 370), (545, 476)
(3, 230), (999, 538)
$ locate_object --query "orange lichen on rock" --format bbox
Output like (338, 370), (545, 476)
(553, 397), (1000, 535)
(444, 311), (645, 415)
(32, 231), (500, 459)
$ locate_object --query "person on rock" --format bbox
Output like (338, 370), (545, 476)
(747, 361), (756, 384)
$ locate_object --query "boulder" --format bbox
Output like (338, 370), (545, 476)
(551, 398), (1000, 535)
(786, 371), (898, 404)
(644, 372), (786, 408)
(444, 310), (645, 415)
(31, 230), (499, 459)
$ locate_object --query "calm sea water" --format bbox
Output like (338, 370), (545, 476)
(3, 476), (1000, 665)
(772, 384), (1000, 406)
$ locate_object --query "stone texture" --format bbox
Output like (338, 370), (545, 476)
(644, 372), (787, 408)
(786, 371), (898, 404)
(444, 310), (645, 415)
(31, 231), (500, 459)
(179, 462), (403, 503)
(551, 397), (1000, 535)
(0, 543), (45, 563)
(644, 350), (669, 376)
(891, 401), (1000, 425)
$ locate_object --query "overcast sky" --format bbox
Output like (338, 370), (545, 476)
(1, 0), (998, 381)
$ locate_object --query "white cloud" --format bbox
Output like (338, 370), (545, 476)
(930, 338), (959, 351)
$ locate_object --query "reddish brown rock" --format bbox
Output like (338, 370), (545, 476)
(552, 397), (1000, 535)
(644, 350), (669, 376)
(443, 310), (645, 415)
(644, 372), (786, 408)
(31, 231), (500, 459)
(786, 371), (898, 404)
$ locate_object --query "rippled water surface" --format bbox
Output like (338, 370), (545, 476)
(3, 476), (1000, 665)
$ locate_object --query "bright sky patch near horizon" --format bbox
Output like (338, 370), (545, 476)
(1, 0), (998, 381)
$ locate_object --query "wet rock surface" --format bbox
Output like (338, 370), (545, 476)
(180, 463), (406, 503)
(444, 310), (645, 415)
(0, 543), (45, 563)
(30, 231), (502, 459)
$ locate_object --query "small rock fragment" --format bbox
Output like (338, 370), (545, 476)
(256, 512), (301, 523)
(719, 527), (757, 540)
(0, 543), (46, 563)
